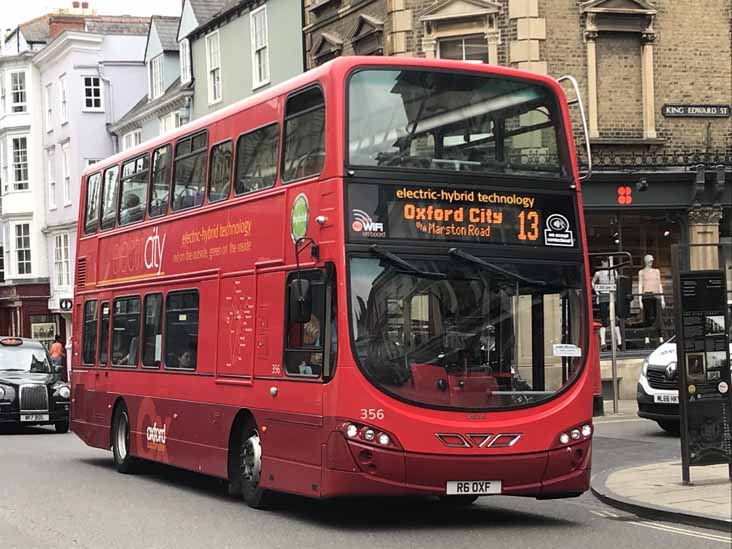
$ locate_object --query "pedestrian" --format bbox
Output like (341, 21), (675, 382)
(50, 334), (65, 369)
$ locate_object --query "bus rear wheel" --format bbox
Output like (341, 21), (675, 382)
(112, 404), (136, 474)
(238, 425), (275, 509)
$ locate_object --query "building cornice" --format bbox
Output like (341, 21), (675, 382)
(33, 31), (103, 68)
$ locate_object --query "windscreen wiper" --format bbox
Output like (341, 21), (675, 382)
(369, 245), (447, 280)
(448, 248), (546, 287)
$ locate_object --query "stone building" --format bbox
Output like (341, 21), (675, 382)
(303, 0), (732, 392)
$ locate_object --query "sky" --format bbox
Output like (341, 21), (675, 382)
(1, 0), (181, 32)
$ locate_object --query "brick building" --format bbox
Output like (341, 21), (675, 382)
(303, 0), (732, 364)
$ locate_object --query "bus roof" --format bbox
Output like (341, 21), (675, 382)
(84, 56), (565, 178)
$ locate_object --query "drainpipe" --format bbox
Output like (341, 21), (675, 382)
(96, 63), (119, 154)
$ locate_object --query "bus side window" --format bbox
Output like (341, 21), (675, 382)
(111, 296), (141, 367)
(98, 302), (110, 367)
(119, 154), (149, 226)
(164, 290), (199, 369)
(149, 145), (171, 218)
(172, 132), (208, 211)
(100, 165), (120, 230)
(235, 123), (279, 195)
(82, 300), (98, 365)
(207, 140), (232, 203)
(142, 293), (163, 368)
(284, 269), (329, 378)
(84, 173), (101, 235)
(282, 86), (325, 182)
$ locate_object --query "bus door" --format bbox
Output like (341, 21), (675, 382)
(92, 299), (112, 424)
(217, 275), (256, 379)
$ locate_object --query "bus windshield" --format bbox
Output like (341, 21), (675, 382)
(349, 256), (585, 410)
(348, 68), (566, 177)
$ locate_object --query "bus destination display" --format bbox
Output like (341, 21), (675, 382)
(347, 184), (578, 248)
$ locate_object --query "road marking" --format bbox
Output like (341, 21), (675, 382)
(630, 520), (731, 543)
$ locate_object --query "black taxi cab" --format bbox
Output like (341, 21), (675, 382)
(0, 337), (70, 432)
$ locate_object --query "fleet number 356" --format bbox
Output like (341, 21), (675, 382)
(360, 408), (384, 420)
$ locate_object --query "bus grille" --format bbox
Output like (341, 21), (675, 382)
(647, 370), (678, 390)
(76, 257), (87, 287)
(20, 385), (49, 412)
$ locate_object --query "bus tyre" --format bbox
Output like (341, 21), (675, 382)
(238, 426), (274, 509)
(438, 495), (479, 506)
(54, 420), (69, 433)
(112, 404), (136, 474)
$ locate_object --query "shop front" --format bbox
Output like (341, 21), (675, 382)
(582, 168), (731, 399)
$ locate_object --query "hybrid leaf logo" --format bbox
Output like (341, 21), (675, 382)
(351, 209), (385, 238)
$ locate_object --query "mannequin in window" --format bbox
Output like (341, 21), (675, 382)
(637, 254), (666, 343)
(592, 259), (621, 349)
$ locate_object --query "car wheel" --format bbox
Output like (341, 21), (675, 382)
(438, 495), (479, 506)
(238, 423), (275, 509)
(54, 420), (69, 433)
(657, 420), (680, 435)
(112, 404), (137, 473)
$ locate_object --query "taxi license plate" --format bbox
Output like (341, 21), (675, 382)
(446, 480), (501, 495)
(653, 394), (679, 404)
(21, 414), (49, 422)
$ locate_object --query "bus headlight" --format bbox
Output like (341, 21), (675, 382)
(345, 424), (359, 438)
(378, 433), (390, 446)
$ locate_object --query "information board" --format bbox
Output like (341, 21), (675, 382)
(347, 183), (578, 248)
(677, 271), (732, 467)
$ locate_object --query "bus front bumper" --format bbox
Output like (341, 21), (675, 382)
(320, 433), (591, 499)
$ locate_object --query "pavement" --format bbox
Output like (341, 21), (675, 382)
(591, 400), (732, 533)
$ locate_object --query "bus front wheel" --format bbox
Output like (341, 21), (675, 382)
(112, 404), (137, 474)
(238, 425), (275, 509)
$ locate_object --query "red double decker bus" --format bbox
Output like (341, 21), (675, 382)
(72, 56), (594, 508)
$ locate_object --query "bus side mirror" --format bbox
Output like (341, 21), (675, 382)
(289, 278), (312, 323)
(616, 276), (633, 319)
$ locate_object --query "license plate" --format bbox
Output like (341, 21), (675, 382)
(20, 414), (49, 422)
(653, 394), (679, 404)
(446, 480), (501, 495)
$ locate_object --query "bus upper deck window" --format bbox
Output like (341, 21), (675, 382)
(235, 123), (279, 195)
(208, 140), (232, 203)
(119, 155), (149, 226)
(84, 172), (101, 235)
(172, 132), (208, 211)
(149, 145), (171, 218)
(100, 165), (120, 230)
(282, 86), (325, 182)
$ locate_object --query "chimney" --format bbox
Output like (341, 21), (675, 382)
(49, 14), (86, 39)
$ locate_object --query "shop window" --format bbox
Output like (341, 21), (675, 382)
(119, 154), (149, 226)
(142, 293), (163, 368)
(165, 290), (199, 369)
(172, 132), (207, 211)
(586, 212), (682, 352)
(112, 296), (141, 367)
(235, 123), (279, 195)
(149, 145), (171, 218)
(282, 87), (325, 182)
(207, 141), (232, 202)
(98, 302), (110, 366)
(82, 300), (98, 365)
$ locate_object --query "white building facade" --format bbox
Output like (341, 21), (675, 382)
(34, 23), (148, 337)
(0, 50), (51, 339)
